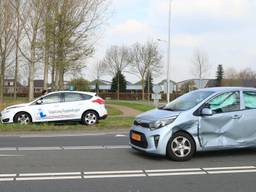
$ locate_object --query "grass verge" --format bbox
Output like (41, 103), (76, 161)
(106, 100), (155, 112)
(0, 116), (134, 132)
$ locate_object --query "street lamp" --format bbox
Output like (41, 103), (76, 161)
(167, 0), (172, 103)
(158, 0), (173, 103)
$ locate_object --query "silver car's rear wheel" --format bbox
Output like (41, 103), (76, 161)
(167, 132), (195, 161)
(14, 112), (32, 125)
(82, 111), (98, 125)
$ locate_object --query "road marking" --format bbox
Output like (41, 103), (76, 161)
(0, 148), (16, 151)
(84, 170), (143, 175)
(203, 166), (255, 171)
(146, 168), (201, 173)
(1, 165), (256, 182)
(115, 134), (127, 137)
(16, 176), (82, 181)
(0, 145), (130, 152)
(19, 147), (62, 151)
(0, 154), (23, 157)
(19, 172), (81, 177)
(0, 178), (13, 181)
(0, 174), (16, 177)
(207, 169), (256, 174)
(147, 171), (207, 177)
(84, 174), (146, 179)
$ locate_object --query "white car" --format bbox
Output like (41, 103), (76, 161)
(1, 91), (108, 125)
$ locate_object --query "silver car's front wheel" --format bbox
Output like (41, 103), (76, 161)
(14, 112), (32, 125)
(82, 111), (98, 125)
(167, 132), (195, 161)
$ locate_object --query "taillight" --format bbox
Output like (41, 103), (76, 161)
(92, 98), (105, 105)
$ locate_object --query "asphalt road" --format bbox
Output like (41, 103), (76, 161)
(0, 132), (256, 192)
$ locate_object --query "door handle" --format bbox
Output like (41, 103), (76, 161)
(232, 115), (241, 119)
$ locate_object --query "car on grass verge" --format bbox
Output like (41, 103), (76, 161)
(1, 91), (107, 125)
(130, 87), (256, 161)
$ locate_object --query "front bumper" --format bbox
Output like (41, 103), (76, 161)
(129, 125), (173, 155)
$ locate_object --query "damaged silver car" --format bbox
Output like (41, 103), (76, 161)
(130, 87), (256, 161)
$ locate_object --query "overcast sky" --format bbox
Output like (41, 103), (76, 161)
(85, 0), (256, 83)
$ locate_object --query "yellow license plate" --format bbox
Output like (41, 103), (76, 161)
(132, 133), (141, 141)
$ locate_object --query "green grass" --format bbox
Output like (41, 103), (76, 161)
(106, 100), (155, 112)
(0, 97), (28, 110)
(0, 116), (133, 132)
(106, 105), (123, 116)
(0, 97), (149, 133)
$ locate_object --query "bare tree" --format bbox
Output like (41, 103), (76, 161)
(103, 45), (130, 100)
(225, 67), (256, 80)
(11, 0), (25, 99)
(46, 0), (109, 90)
(130, 41), (162, 100)
(0, 0), (15, 102)
(191, 49), (209, 88)
(19, 0), (44, 101)
(93, 61), (105, 93)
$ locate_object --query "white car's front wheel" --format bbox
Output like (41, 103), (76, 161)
(82, 111), (98, 125)
(14, 112), (32, 125)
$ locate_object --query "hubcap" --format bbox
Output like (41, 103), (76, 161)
(171, 136), (191, 157)
(17, 114), (30, 125)
(85, 113), (97, 125)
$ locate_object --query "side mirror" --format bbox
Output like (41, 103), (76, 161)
(201, 108), (213, 116)
(36, 99), (43, 105)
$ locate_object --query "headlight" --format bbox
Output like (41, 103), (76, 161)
(149, 116), (177, 130)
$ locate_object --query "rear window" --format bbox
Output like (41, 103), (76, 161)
(64, 93), (92, 102)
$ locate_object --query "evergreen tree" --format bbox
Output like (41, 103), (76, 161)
(144, 71), (153, 101)
(111, 70), (127, 93)
(216, 64), (224, 86)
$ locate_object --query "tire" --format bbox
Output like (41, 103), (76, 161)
(82, 111), (98, 125)
(166, 132), (195, 161)
(14, 112), (32, 125)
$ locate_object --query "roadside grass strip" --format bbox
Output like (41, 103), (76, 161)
(1, 166), (256, 182)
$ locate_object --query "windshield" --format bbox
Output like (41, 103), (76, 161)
(163, 91), (214, 111)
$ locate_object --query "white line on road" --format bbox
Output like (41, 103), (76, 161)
(0, 148), (16, 151)
(16, 176), (82, 181)
(0, 174), (17, 177)
(115, 134), (127, 137)
(207, 169), (256, 174)
(145, 168), (201, 173)
(147, 171), (207, 177)
(84, 170), (143, 175)
(19, 147), (62, 151)
(19, 172), (81, 177)
(84, 174), (146, 179)
(0, 178), (14, 181)
(0, 145), (131, 152)
(1, 165), (256, 182)
(203, 166), (255, 171)
(0, 154), (24, 157)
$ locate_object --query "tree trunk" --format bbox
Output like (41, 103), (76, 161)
(28, 43), (35, 101)
(141, 79), (145, 101)
(117, 72), (120, 100)
(0, 56), (6, 103)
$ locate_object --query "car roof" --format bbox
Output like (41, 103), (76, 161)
(195, 87), (256, 93)
(47, 91), (96, 96)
